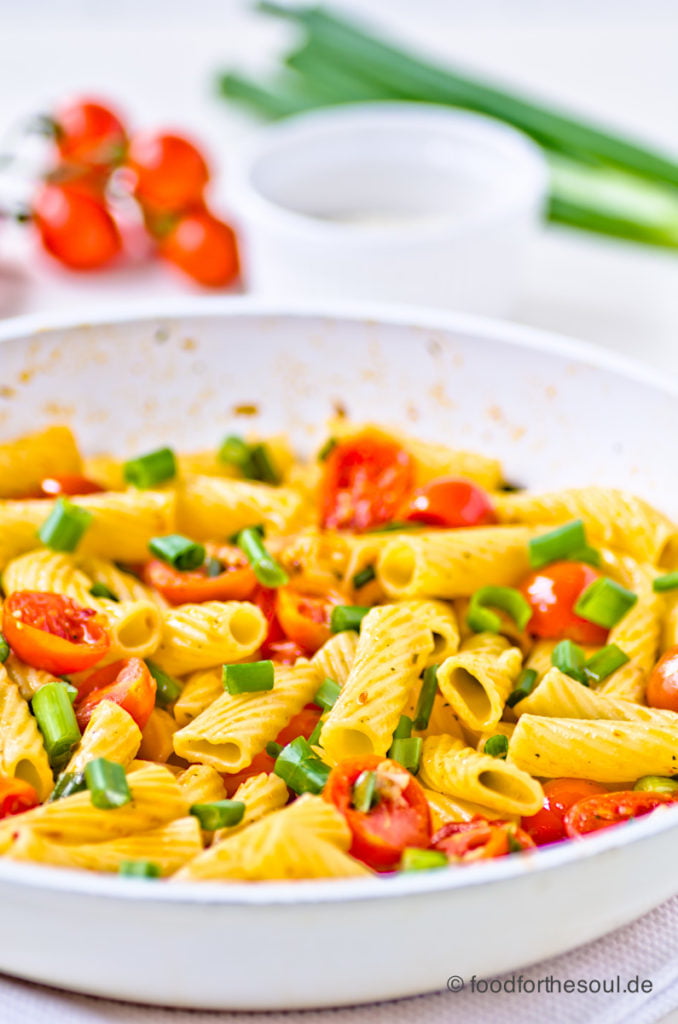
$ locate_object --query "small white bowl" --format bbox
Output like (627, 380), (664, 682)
(231, 103), (548, 315)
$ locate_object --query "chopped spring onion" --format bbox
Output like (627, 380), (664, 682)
(218, 435), (280, 484)
(392, 715), (412, 740)
(413, 664), (438, 731)
(249, 443), (281, 485)
(506, 669), (538, 708)
(483, 734), (509, 759)
(273, 737), (331, 794)
(48, 770), (86, 802)
(313, 677), (341, 711)
(119, 860), (161, 879)
(570, 545), (602, 568)
(506, 827), (525, 854)
(653, 572), (678, 593)
(0, 634), (9, 663)
(38, 497), (92, 553)
(352, 564), (376, 589)
(89, 582), (119, 601)
(388, 736), (422, 774)
(584, 644), (629, 684)
(401, 848), (448, 872)
(123, 447), (176, 489)
(190, 800), (245, 830)
(307, 719), (323, 746)
(528, 519), (587, 569)
(62, 681), (78, 704)
(204, 556), (224, 578)
(574, 577), (637, 629)
(31, 682), (81, 770)
(317, 437), (338, 461)
(223, 660), (274, 695)
(266, 741), (283, 758)
(552, 639), (588, 685)
(148, 534), (205, 571)
(364, 520), (419, 533)
(466, 586), (532, 634)
(236, 526), (289, 588)
(146, 661), (182, 707)
(352, 770), (379, 813)
(84, 758), (132, 810)
(634, 776), (678, 794)
(330, 604), (370, 633)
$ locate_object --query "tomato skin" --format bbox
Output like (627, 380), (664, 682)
(431, 818), (535, 860)
(564, 790), (678, 838)
(3, 592), (110, 675)
(75, 658), (156, 731)
(127, 133), (209, 210)
(521, 778), (608, 846)
(646, 646), (678, 712)
(252, 587), (307, 664)
(54, 98), (127, 169)
(320, 430), (415, 532)
(221, 705), (322, 797)
(324, 755), (431, 871)
(160, 209), (239, 287)
(33, 183), (121, 270)
(0, 776), (40, 819)
(520, 561), (609, 645)
(143, 548), (257, 605)
(275, 588), (343, 654)
(39, 475), (104, 497)
(402, 476), (496, 528)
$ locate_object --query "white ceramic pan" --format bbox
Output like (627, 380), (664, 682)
(0, 299), (677, 1010)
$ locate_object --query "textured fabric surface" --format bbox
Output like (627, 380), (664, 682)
(3, 895), (678, 1024)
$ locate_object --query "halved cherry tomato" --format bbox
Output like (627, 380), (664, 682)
(275, 587), (343, 655)
(252, 586), (307, 664)
(221, 705), (322, 797)
(0, 776), (40, 819)
(521, 778), (608, 846)
(431, 817), (535, 861)
(646, 645), (678, 712)
(75, 657), (156, 731)
(143, 545), (257, 605)
(3, 592), (110, 675)
(39, 475), (104, 497)
(324, 755), (431, 871)
(564, 790), (678, 838)
(127, 132), (209, 211)
(320, 429), (415, 532)
(54, 98), (127, 169)
(520, 561), (609, 645)
(402, 476), (496, 528)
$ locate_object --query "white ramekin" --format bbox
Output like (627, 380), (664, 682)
(231, 102), (548, 315)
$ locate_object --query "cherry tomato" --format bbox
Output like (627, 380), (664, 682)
(320, 430), (415, 532)
(646, 645), (678, 712)
(431, 817), (535, 861)
(402, 476), (496, 528)
(3, 592), (110, 675)
(39, 475), (104, 497)
(275, 587), (343, 654)
(160, 209), (239, 287)
(564, 790), (678, 838)
(0, 776), (40, 819)
(33, 183), (121, 270)
(127, 132), (209, 210)
(252, 587), (306, 664)
(520, 561), (609, 645)
(143, 546), (257, 606)
(53, 98), (127, 169)
(521, 778), (608, 846)
(324, 755), (431, 871)
(221, 705), (322, 797)
(75, 657), (156, 731)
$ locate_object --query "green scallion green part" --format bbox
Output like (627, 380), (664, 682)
(123, 447), (176, 489)
(574, 577), (638, 629)
(223, 660), (275, 695)
(552, 639), (588, 685)
(653, 572), (678, 593)
(466, 586), (532, 634)
(148, 534), (205, 571)
(0, 634), (9, 663)
(273, 737), (331, 794)
(204, 556), (224, 578)
(352, 770), (379, 813)
(413, 664), (438, 731)
(190, 800), (245, 830)
(634, 775), (678, 794)
(401, 847), (448, 872)
(146, 661), (182, 707)
(392, 715), (412, 740)
(388, 736), (422, 774)
(31, 682), (81, 770)
(48, 770), (86, 802)
(38, 497), (92, 553)
(318, 437), (338, 461)
(313, 677), (341, 711)
(569, 545), (602, 567)
(483, 734), (509, 758)
(84, 758), (132, 810)
(528, 519), (587, 569)
(352, 564), (376, 589)
(330, 604), (370, 633)
(506, 668), (538, 708)
(307, 720), (323, 746)
(119, 860), (161, 879)
(266, 741), (283, 758)
(506, 827), (525, 854)
(584, 644), (630, 684)
(62, 682), (78, 704)
(219, 434), (254, 472)
(89, 582), (119, 601)
(249, 443), (281, 485)
(236, 526), (288, 588)
(364, 520), (419, 533)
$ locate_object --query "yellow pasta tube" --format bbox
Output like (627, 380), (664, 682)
(524, 640), (559, 682)
(177, 475), (305, 540)
(77, 556), (167, 609)
(172, 669), (221, 728)
(176, 765), (227, 805)
(2, 550), (93, 604)
(419, 734), (543, 816)
(137, 709), (178, 763)
(173, 661), (320, 772)
(64, 701), (142, 776)
(321, 604), (433, 762)
(0, 668), (53, 801)
(599, 556), (660, 703)
(398, 599), (460, 666)
(516, 667), (676, 725)
(274, 527), (349, 593)
(311, 631), (359, 687)
(5, 655), (62, 701)
(214, 772), (289, 842)
(436, 633), (522, 732)
(0, 426), (82, 499)
(422, 788), (518, 830)
(152, 601), (266, 676)
(377, 527), (533, 600)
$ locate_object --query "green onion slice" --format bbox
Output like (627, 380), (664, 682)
(392, 715), (412, 740)
(528, 519), (587, 569)
(584, 644), (629, 684)
(569, 545), (602, 567)
(634, 775), (678, 794)
(0, 634), (9, 663)
(190, 800), (245, 830)
(219, 435), (254, 473)
(223, 660), (275, 695)
(483, 734), (509, 758)
(31, 682), (81, 770)
(330, 604), (370, 633)
(84, 758), (132, 810)
(506, 668), (538, 708)
(352, 770), (379, 813)
(317, 437), (338, 461)
(236, 526), (288, 588)
(249, 443), (281, 485)
(273, 737), (330, 794)
(148, 534), (205, 571)
(413, 664), (438, 731)
(123, 447), (176, 489)
(574, 577), (637, 629)
(552, 639), (588, 685)
(352, 564), (376, 590)
(313, 677), (341, 711)
(364, 520), (419, 533)
(307, 720), (323, 747)
(388, 736), (422, 774)
(204, 556), (224, 578)
(653, 572), (678, 593)
(119, 860), (161, 879)
(48, 770), (87, 802)
(38, 497), (92, 553)
(146, 661), (182, 707)
(466, 586), (532, 634)
(89, 582), (119, 601)
(401, 848), (448, 872)
(266, 741), (283, 758)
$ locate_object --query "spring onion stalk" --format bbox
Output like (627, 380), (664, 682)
(388, 736), (422, 774)
(574, 578), (637, 629)
(352, 565), (376, 590)
(307, 719), (323, 746)
(218, 435), (255, 474)
(653, 572), (678, 593)
(552, 639), (588, 685)
(48, 770), (87, 802)
(0, 634), (9, 663)
(401, 848), (448, 872)
(352, 769), (379, 812)
(38, 498), (92, 553)
(236, 526), (289, 587)
(266, 741), (283, 758)
(274, 737), (331, 794)
(146, 661), (182, 707)
(204, 556), (224, 578)
(123, 447), (176, 489)
(223, 660), (275, 695)
(89, 582), (119, 602)
(313, 677), (341, 711)
(330, 604), (370, 633)
(84, 758), (132, 810)
(634, 776), (678, 794)
(190, 800), (246, 830)
(31, 682), (81, 770)
(148, 534), (205, 571)
(483, 734), (509, 759)
(506, 668), (538, 708)
(413, 665), (438, 731)
(466, 586), (532, 634)
(317, 437), (338, 461)
(364, 521), (419, 533)
(392, 715), (413, 741)
(119, 860), (161, 879)
(528, 520), (587, 569)
(584, 644), (629, 684)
